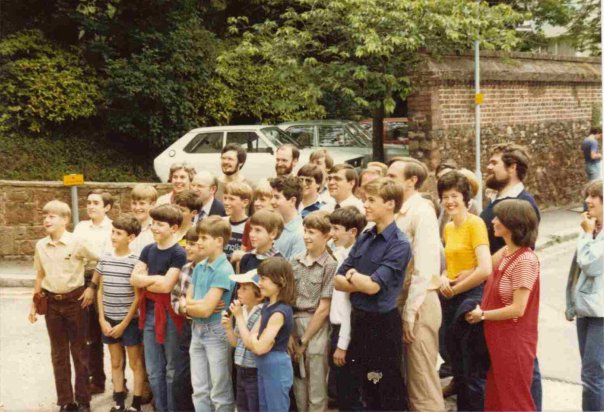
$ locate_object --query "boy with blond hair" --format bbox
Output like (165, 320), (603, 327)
(187, 216), (236, 411)
(130, 184), (158, 256)
(29, 200), (99, 412)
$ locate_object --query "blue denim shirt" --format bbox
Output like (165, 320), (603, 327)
(567, 230), (604, 318)
(337, 221), (412, 313)
(191, 253), (236, 324)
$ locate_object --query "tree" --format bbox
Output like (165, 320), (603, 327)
(223, 0), (524, 160)
(567, 0), (601, 56)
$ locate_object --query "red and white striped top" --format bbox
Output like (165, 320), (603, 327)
(498, 249), (539, 309)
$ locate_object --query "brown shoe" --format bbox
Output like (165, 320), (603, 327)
(442, 379), (457, 398)
(89, 383), (105, 396)
(141, 383), (153, 405)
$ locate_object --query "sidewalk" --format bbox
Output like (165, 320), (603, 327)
(0, 207), (583, 288)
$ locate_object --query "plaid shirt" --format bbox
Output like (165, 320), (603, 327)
(171, 261), (194, 315)
(234, 304), (264, 368)
(290, 250), (337, 311)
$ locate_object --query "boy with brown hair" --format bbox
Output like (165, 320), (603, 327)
(270, 175), (305, 260)
(28, 200), (99, 412)
(187, 216), (236, 410)
(129, 183), (158, 256)
(223, 181), (253, 260)
(173, 190), (203, 245)
(239, 209), (284, 274)
(96, 214), (144, 412)
(334, 178), (412, 411)
(130, 204), (188, 412)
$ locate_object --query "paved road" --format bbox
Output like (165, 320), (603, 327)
(0, 239), (583, 411)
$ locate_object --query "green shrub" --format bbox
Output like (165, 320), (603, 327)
(0, 30), (101, 135)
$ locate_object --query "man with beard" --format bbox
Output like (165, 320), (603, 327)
(480, 142), (543, 411)
(275, 144), (300, 177)
(216, 143), (255, 201)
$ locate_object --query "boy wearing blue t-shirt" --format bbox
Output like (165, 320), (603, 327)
(186, 216), (236, 411)
(130, 205), (188, 412)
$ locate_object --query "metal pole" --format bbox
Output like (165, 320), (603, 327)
(475, 0), (482, 207)
(601, 3), (603, 179)
(71, 186), (79, 226)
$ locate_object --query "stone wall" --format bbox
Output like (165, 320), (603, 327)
(0, 181), (171, 261)
(406, 52), (601, 207)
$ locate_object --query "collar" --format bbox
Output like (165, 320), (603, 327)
(141, 218), (152, 231)
(85, 215), (112, 229)
(251, 247), (279, 260)
(367, 220), (398, 241)
(399, 192), (423, 215)
(284, 214), (303, 230)
(296, 250), (331, 268)
(201, 197), (214, 216)
(45, 231), (74, 247)
(492, 182), (525, 201)
(202, 253), (229, 271)
(337, 194), (357, 207)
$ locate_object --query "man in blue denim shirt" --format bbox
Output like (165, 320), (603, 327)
(335, 178), (411, 411)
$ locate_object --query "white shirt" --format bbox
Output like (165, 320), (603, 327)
(156, 192), (173, 206)
(325, 194), (365, 214)
(395, 192), (441, 324)
(329, 245), (353, 350)
(492, 182), (525, 201)
(73, 216), (113, 268)
(193, 197), (214, 224)
(130, 218), (154, 256)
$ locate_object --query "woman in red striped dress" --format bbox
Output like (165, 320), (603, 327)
(465, 199), (540, 411)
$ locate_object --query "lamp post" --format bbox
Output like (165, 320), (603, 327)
(474, 0), (483, 208)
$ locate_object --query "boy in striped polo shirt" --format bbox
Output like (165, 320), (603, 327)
(97, 215), (145, 412)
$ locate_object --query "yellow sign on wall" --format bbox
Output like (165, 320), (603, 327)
(63, 174), (84, 186)
(475, 93), (484, 105)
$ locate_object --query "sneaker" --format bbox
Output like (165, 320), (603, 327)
(59, 403), (78, 412)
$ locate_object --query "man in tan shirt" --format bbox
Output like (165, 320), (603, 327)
(388, 158), (445, 412)
(29, 200), (99, 412)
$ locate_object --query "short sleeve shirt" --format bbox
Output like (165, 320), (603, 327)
(444, 215), (489, 280)
(96, 252), (139, 321)
(582, 137), (600, 164)
(224, 217), (249, 258)
(290, 251), (338, 311)
(139, 243), (187, 276)
(191, 253), (235, 324)
(274, 215), (306, 260)
(498, 249), (539, 307)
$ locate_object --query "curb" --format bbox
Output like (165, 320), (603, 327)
(535, 230), (580, 252)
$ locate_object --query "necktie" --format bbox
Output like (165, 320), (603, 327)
(334, 204), (341, 210)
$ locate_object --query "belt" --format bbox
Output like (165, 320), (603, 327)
(44, 286), (85, 301)
(294, 308), (315, 318)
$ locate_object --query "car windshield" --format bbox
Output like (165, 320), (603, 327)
(260, 127), (300, 148)
(345, 123), (371, 146)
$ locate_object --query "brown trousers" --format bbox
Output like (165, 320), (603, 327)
(45, 291), (91, 406)
(404, 290), (445, 412)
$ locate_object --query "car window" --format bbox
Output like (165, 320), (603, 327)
(226, 131), (271, 153)
(318, 125), (366, 147)
(283, 126), (314, 148)
(183, 132), (223, 153)
(260, 127), (300, 147)
(345, 123), (371, 146)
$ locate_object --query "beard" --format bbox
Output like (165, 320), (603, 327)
(276, 163), (293, 176)
(222, 164), (239, 176)
(485, 173), (510, 192)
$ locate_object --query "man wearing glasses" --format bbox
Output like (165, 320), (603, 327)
(297, 164), (328, 218)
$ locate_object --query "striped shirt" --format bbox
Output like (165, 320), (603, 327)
(234, 304), (264, 368)
(96, 252), (139, 321)
(498, 249), (539, 311)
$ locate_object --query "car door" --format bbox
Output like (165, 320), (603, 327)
(225, 130), (274, 181)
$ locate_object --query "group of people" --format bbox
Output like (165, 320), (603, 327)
(28, 140), (603, 412)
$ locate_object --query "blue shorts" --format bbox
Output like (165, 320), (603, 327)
(102, 317), (142, 347)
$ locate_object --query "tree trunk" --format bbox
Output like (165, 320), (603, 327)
(372, 104), (385, 162)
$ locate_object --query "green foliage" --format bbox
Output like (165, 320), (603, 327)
(0, 132), (157, 182)
(0, 30), (101, 135)
(568, 0), (601, 56)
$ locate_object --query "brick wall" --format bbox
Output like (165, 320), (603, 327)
(0, 181), (171, 260)
(406, 52), (601, 207)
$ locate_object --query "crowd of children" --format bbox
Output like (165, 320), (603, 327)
(28, 142), (602, 412)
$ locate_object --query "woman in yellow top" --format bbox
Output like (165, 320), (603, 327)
(438, 171), (492, 411)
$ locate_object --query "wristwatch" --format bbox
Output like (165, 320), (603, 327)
(297, 337), (306, 347)
(88, 282), (98, 291)
(346, 271), (354, 284)
(480, 311), (485, 321)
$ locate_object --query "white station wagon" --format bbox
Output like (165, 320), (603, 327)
(154, 125), (372, 183)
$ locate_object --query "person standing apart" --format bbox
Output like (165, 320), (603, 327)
(466, 199), (540, 412)
(335, 178), (412, 411)
(582, 128), (602, 182)
(566, 179), (604, 411)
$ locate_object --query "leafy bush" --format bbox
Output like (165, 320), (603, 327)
(0, 30), (101, 135)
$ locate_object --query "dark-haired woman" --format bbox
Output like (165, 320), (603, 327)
(466, 199), (541, 411)
(438, 171), (492, 411)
